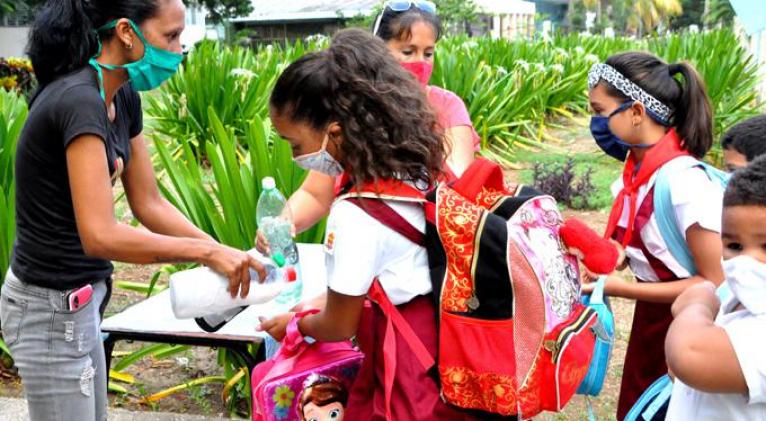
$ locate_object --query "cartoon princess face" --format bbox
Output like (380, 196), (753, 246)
(302, 401), (344, 421)
(298, 375), (347, 421)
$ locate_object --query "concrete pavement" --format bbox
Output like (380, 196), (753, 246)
(0, 397), (238, 420)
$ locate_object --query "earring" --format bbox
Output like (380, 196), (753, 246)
(125, 43), (134, 50)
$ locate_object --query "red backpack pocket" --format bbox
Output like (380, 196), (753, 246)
(539, 305), (598, 412)
(438, 312), (517, 416)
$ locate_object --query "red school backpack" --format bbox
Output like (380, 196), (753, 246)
(337, 158), (597, 419)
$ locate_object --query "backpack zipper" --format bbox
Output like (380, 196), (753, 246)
(543, 307), (596, 363)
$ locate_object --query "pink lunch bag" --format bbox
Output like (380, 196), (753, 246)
(252, 310), (364, 421)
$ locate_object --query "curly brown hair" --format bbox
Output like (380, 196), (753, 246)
(270, 28), (445, 190)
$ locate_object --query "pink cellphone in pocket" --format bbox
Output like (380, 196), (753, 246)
(67, 284), (93, 311)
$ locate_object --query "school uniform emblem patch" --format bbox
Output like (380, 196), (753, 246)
(324, 232), (335, 255)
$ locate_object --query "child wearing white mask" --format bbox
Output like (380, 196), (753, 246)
(665, 155), (766, 420)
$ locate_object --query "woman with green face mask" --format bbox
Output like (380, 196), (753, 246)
(0, 1), (265, 420)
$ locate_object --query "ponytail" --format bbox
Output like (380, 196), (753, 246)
(27, 0), (97, 86)
(27, 0), (161, 86)
(271, 28), (445, 189)
(603, 52), (714, 158)
(668, 62), (713, 158)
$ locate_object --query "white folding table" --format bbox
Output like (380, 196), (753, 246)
(100, 243), (327, 371)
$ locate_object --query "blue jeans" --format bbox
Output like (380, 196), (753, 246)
(1, 269), (109, 421)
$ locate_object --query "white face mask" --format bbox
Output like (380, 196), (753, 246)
(293, 135), (343, 177)
(723, 255), (766, 315)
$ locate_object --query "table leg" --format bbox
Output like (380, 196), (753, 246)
(103, 333), (117, 372)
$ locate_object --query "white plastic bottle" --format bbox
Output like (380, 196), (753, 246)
(169, 250), (298, 332)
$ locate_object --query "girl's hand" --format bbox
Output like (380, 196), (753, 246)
(254, 224), (296, 254)
(257, 312), (295, 341)
(611, 240), (628, 270)
(255, 230), (270, 255)
(671, 281), (720, 318)
(581, 280), (597, 295)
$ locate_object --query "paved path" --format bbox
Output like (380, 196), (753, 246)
(0, 397), (237, 420)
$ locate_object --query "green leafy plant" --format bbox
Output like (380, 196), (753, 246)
(0, 89), (27, 293)
(154, 107), (325, 249)
(145, 39), (326, 160)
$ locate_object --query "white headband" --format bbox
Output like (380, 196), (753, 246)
(588, 63), (673, 124)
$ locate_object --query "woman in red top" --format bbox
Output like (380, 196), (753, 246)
(259, 1), (478, 248)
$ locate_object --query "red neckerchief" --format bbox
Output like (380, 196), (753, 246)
(604, 128), (689, 246)
(333, 173), (426, 200)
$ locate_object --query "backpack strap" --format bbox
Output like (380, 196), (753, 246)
(346, 197), (434, 421)
(368, 280), (436, 421)
(345, 198), (425, 246)
(653, 157), (729, 276)
(624, 374), (673, 421)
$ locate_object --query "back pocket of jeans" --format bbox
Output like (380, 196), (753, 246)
(0, 293), (27, 347)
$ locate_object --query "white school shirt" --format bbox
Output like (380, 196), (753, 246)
(612, 157), (724, 282)
(323, 199), (431, 305)
(666, 288), (766, 420)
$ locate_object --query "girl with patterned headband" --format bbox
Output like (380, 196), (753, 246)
(584, 52), (726, 420)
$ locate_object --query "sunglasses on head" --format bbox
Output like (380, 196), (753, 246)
(373, 1), (437, 36)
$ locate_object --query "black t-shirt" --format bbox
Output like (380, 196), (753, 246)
(11, 66), (142, 290)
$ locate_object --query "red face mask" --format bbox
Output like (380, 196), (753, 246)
(400, 61), (433, 87)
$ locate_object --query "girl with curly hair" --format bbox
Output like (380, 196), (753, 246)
(258, 28), (476, 420)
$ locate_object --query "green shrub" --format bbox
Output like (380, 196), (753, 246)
(154, 107), (325, 250)
(0, 88), (28, 360)
(0, 89), (27, 286)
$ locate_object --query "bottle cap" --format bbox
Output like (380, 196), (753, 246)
(271, 253), (286, 267)
(285, 267), (297, 282)
(262, 177), (276, 190)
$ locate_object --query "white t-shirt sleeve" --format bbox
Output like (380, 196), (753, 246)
(669, 166), (724, 239)
(723, 315), (766, 404)
(324, 201), (382, 297)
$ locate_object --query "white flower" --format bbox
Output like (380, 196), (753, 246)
(575, 46), (586, 54)
(534, 62), (546, 72)
(584, 54), (600, 64)
(305, 34), (328, 43)
(550, 64), (564, 73)
(554, 47), (569, 58)
(496, 65), (508, 75)
(178, 94), (188, 119)
(515, 59), (530, 71)
(230, 68), (256, 79)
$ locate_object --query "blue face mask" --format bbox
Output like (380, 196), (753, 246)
(590, 101), (652, 162)
(89, 19), (183, 100)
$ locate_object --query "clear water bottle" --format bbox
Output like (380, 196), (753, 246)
(256, 177), (303, 309)
(256, 177), (299, 266)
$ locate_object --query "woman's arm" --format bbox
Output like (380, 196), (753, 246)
(665, 282), (748, 393)
(67, 134), (264, 297)
(122, 133), (214, 241)
(604, 223), (724, 303)
(443, 126), (476, 177)
(259, 289), (366, 342)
